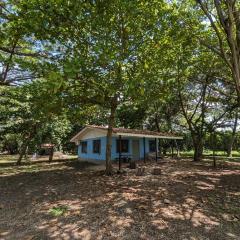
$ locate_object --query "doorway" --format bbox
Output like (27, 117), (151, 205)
(132, 140), (140, 160)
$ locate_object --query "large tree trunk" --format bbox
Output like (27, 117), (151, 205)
(105, 102), (117, 175)
(227, 112), (238, 157)
(193, 136), (203, 162)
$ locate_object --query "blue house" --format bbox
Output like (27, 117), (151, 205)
(70, 125), (183, 163)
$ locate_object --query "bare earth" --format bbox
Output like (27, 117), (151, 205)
(0, 159), (240, 240)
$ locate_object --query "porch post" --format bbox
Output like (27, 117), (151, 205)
(143, 137), (146, 163)
(119, 135), (122, 170)
(155, 138), (158, 162)
(159, 138), (162, 156)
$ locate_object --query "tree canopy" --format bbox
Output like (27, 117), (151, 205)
(0, 0), (240, 173)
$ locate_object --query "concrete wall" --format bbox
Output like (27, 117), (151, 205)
(78, 136), (157, 161)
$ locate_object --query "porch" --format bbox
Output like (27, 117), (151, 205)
(116, 134), (183, 170)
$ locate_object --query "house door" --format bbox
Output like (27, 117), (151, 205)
(132, 140), (140, 160)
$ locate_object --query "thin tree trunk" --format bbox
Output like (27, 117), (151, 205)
(24, 145), (29, 160)
(227, 144), (233, 158)
(175, 140), (180, 157)
(17, 129), (35, 165)
(171, 140), (174, 158)
(227, 112), (238, 157)
(49, 147), (54, 162)
(17, 143), (28, 165)
(105, 101), (117, 175)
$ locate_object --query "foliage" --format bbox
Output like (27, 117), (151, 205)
(0, 0), (240, 166)
(0, 80), (71, 157)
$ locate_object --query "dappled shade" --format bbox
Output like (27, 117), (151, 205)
(0, 159), (240, 239)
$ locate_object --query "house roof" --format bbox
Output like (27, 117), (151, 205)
(70, 125), (183, 142)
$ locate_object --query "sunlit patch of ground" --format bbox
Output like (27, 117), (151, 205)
(0, 158), (239, 239)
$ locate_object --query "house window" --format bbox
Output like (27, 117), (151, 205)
(117, 139), (129, 153)
(93, 139), (101, 154)
(81, 141), (87, 153)
(149, 140), (156, 152)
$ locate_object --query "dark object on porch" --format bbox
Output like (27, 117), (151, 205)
(129, 160), (137, 169)
(115, 155), (131, 163)
(136, 167), (145, 176)
(152, 168), (162, 175)
(123, 156), (131, 163)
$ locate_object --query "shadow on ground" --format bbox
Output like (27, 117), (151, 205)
(0, 157), (78, 168)
(0, 159), (239, 240)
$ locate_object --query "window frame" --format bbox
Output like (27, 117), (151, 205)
(93, 139), (101, 154)
(116, 139), (129, 153)
(149, 140), (156, 152)
(81, 141), (88, 153)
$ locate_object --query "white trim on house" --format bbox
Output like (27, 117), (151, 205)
(70, 127), (107, 143)
(70, 128), (88, 142)
(80, 128), (107, 140)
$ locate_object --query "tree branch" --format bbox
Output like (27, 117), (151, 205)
(197, 0), (232, 69)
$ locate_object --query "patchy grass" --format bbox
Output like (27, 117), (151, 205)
(0, 154), (44, 164)
(181, 150), (240, 158)
(49, 205), (69, 217)
(0, 158), (239, 239)
(0, 154), (18, 164)
(0, 154), (78, 166)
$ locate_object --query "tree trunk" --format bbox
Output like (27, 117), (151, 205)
(17, 143), (28, 165)
(227, 112), (238, 157)
(49, 147), (54, 162)
(171, 140), (174, 158)
(193, 137), (203, 162)
(17, 130), (34, 165)
(105, 102), (117, 175)
(227, 145), (233, 158)
(175, 140), (180, 157)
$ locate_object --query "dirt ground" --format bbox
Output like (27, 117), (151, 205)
(0, 158), (240, 240)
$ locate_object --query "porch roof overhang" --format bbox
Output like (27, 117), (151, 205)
(70, 125), (183, 143)
(114, 132), (183, 139)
